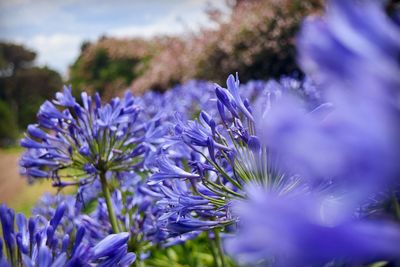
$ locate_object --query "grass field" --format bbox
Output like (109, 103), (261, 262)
(0, 148), (60, 216)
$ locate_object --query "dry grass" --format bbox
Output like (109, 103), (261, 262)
(0, 148), (60, 216)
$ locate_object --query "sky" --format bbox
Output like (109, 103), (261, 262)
(0, 0), (227, 76)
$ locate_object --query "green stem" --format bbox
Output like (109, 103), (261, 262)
(100, 172), (119, 233)
(133, 256), (145, 267)
(214, 229), (226, 267)
(392, 194), (400, 220)
(208, 232), (219, 267)
(132, 259), (141, 267)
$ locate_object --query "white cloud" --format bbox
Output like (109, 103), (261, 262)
(108, 1), (216, 38)
(108, 16), (208, 38)
(25, 34), (84, 76)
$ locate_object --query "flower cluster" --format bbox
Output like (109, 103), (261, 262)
(148, 0), (400, 266)
(149, 74), (318, 237)
(19, 89), (146, 187)
(0, 203), (135, 266)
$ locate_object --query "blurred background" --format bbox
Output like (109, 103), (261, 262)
(0, 0), (323, 214)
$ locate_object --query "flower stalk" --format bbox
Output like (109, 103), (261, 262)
(208, 231), (220, 267)
(214, 229), (226, 267)
(100, 171), (119, 233)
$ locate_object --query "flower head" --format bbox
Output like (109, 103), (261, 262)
(19, 88), (159, 190)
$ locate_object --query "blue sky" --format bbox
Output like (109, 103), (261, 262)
(0, 0), (227, 76)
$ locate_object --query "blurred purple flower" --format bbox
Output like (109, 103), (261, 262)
(228, 0), (400, 266)
(226, 186), (400, 266)
(257, 0), (400, 208)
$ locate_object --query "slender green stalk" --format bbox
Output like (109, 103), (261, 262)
(132, 258), (144, 267)
(99, 172), (119, 233)
(128, 237), (142, 267)
(214, 229), (226, 267)
(209, 232), (220, 267)
(6, 246), (15, 267)
(392, 194), (400, 220)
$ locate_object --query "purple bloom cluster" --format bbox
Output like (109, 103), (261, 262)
(0, 203), (135, 267)
(19, 88), (146, 187)
(148, 74), (316, 238)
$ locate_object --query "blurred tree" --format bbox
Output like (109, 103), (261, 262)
(69, 37), (159, 99)
(0, 100), (18, 147)
(0, 42), (62, 146)
(0, 43), (36, 73)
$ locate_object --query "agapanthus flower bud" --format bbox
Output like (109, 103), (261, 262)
(217, 100), (228, 125)
(92, 232), (129, 259)
(15, 214), (29, 254)
(215, 86), (239, 118)
(55, 86), (76, 107)
(226, 73), (254, 122)
(49, 203), (66, 229)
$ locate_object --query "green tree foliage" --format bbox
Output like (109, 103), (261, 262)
(0, 42), (36, 71)
(69, 37), (160, 99)
(0, 42), (62, 146)
(0, 100), (18, 147)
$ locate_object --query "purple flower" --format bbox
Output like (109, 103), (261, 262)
(161, 214), (219, 236)
(156, 180), (213, 218)
(225, 73), (254, 122)
(225, 187), (400, 266)
(92, 232), (130, 259)
(54, 86), (76, 107)
(38, 101), (68, 122)
(298, 0), (400, 97)
(176, 118), (213, 148)
(149, 156), (200, 184)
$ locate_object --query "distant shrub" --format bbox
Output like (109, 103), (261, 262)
(7, 67), (62, 128)
(69, 37), (176, 98)
(69, 0), (322, 95)
(193, 0), (323, 83)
